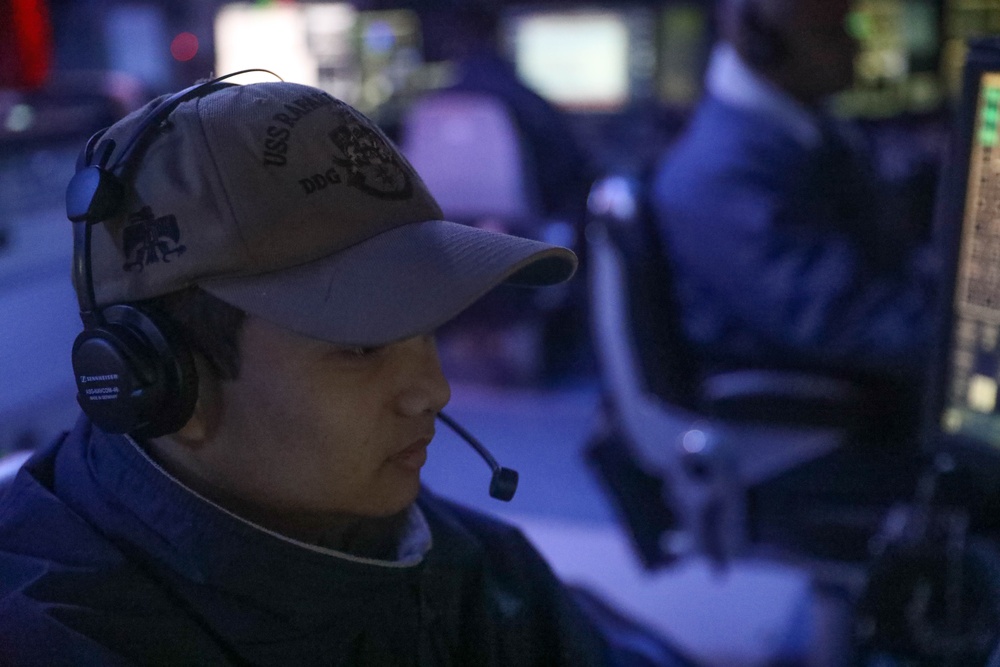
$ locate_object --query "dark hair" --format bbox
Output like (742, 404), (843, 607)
(442, 6), (501, 58)
(140, 287), (246, 381)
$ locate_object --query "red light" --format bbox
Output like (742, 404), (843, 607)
(0, 0), (53, 88)
(170, 32), (199, 62)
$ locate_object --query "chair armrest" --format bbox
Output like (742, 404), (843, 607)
(700, 369), (867, 428)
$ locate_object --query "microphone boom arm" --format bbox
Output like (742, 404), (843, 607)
(437, 411), (519, 501)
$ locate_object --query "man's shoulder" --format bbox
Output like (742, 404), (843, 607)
(666, 96), (811, 167)
(655, 97), (817, 213)
(418, 490), (534, 549)
(0, 425), (160, 598)
(416, 493), (622, 665)
(416, 490), (559, 585)
(0, 431), (137, 596)
(0, 430), (231, 663)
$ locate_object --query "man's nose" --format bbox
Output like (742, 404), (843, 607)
(396, 335), (451, 417)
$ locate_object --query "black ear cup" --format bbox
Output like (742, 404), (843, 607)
(68, 70), (276, 439)
(72, 304), (198, 438)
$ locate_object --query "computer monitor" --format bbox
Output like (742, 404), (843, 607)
(836, 0), (944, 118)
(927, 38), (1000, 453)
(941, 0), (1000, 100)
(214, 2), (359, 100)
(214, 3), (424, 117)
(352, 10), (423, 114)
(656, 3), (710, 109)
(502, 6), (656, 112)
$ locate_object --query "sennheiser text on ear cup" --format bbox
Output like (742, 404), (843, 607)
(72, 304), (198, 438)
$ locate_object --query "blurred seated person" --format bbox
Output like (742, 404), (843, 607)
(651, 0), (938, 435)
(440, 5), (595, 223)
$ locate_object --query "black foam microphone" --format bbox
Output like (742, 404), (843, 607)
(437, 412), (519, 501)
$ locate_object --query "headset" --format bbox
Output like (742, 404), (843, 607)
(66, 69), (278, 439)
(65, 70), (519, 500)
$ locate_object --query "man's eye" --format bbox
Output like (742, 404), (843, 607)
(344, 346), (382, 358)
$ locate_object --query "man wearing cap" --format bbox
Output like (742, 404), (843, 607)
(0, 79), (687, 665)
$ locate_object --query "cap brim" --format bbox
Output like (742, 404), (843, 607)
(199, 220), (577, 346)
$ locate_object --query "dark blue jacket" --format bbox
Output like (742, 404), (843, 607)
(652, 95), (937, 382)
(0, 417), (685, 666)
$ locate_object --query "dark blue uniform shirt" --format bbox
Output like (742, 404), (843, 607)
(0, 417), (648, 666)
(653, 93), (936, 383)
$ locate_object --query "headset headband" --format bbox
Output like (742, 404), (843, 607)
(67, 69), (281, 326)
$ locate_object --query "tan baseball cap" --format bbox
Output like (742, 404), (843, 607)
(84, 80), (577, 346)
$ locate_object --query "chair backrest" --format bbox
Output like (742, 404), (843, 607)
(586, 173), (726, 479)
(589, 175), (702, 411)
(585, 172), (849, 568)
(591, 170), (870, 427)
(400, 91), (542, 224)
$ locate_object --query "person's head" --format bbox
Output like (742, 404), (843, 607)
(67, 77), (576, 534)
(442, 5), (502, 60)
(718, 0), (857, 105)
(148, 287), (452, 528)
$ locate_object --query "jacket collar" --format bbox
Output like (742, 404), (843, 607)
(705, 43), (823, 150)
(55, 418), (435, 619)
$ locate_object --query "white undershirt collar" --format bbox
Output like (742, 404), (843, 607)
(124, 434), (433, 568)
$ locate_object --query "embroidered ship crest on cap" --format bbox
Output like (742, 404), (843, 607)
(328, 101), (413, 200)
(122, 205), (186, 272)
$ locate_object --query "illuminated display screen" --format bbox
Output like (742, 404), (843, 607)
(214, 3), (422, 114)
(507, 10), (633, 111)
(942, 0), (1000, 99)
(214, 2), (358, 96)
(657, 4), (709, 108)
(941, 73), (1000, 446)
(836, 0), (943, 118)
(354, 10), (422, 113)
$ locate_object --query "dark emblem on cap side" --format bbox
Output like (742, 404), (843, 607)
(122, 206), (186, 272)
(328, 105), (413, 200)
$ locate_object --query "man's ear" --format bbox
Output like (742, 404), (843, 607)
(168, 353), (222, 447)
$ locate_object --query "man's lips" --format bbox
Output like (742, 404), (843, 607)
(388, 437), (432, 471)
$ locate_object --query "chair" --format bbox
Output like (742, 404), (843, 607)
(586, 171), (880, 667)
(581, 170), (1000, 664)
(400, 91), (541, 231)
(399, 91), (576, 383)
(584, 172), (870, 570)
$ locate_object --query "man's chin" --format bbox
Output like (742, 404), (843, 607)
(362, 478), (422, 518)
